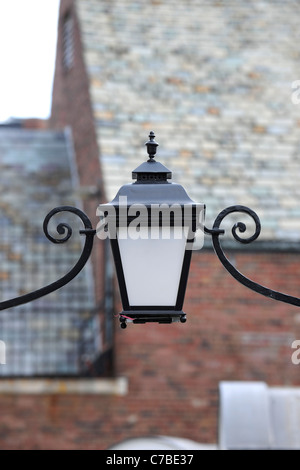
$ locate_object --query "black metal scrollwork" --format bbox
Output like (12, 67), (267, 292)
(2, 202), (300, 314)
(0, 206), (96, 311)
(205, 205), (300, 307)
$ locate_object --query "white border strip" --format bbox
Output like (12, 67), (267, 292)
(0, 377), (128, 395)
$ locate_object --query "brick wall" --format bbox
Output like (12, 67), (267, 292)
(50, 0), (108, 350)
(1, 249), (300, 449)
(50, 0), (105, 210)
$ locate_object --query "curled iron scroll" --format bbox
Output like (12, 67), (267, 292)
(205, 205), (300, 307)
(0, 206), (96, 311)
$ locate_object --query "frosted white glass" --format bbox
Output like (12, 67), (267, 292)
(118, 227), (187, 306)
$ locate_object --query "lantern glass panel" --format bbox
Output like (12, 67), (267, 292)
(117, 226), (187, 306)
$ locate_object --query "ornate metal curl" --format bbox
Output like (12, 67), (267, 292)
(0, 206), (96, 311)
(205, 205), (300, 307)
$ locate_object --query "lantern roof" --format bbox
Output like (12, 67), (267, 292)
(100, 131), (205, 209)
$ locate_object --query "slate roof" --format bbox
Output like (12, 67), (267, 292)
(0, 127), (98, 376)
(76, 0), (300, 242)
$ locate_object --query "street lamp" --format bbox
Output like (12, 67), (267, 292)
(1, 131), (300, 328)
(97, 131), (205, 327)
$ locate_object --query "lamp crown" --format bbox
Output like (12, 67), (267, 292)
(145, 131), (159, 162)
(132, 132), (172, 182)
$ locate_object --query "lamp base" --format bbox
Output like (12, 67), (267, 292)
(118, 311), (186, 328)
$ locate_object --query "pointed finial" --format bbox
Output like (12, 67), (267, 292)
(145, 131), (159, 162)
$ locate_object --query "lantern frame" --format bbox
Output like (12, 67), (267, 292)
(98, 132), (205, 328)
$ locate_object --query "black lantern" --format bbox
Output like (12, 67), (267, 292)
(98, 132), (205, 328)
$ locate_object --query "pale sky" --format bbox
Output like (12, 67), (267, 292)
(0, 0), (60, 123)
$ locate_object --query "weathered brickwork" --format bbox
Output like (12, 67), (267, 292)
(50, 0), (108, 339)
